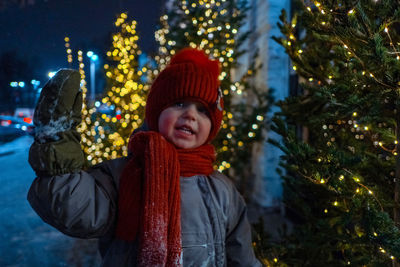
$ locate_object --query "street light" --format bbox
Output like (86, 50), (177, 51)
(31, 80), (41, 89)
(10, 81), (25, 88)
(10, 82), (19, 87)
(87, 51), (98, 103)
(31, 79), (42, 105)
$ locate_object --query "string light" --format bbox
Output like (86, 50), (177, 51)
(64, 37), (73, 64)
(247, 0), (400, 262)
(76, 13), (149, 164)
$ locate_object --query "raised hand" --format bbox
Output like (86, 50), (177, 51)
(33, 69), (82, 143)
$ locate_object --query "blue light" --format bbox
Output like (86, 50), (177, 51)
(18, 82), (25, 88)
(10, 82), (18, 87)
(95, 101), (101, 108)
(31, 79), (41, 86)
(87, 51), (94, 58)
(91, 54), (99, 61)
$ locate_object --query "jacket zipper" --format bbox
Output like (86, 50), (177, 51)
(182, 244), (208, 248)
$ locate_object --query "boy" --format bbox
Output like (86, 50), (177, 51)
(28, 48), (262, 266)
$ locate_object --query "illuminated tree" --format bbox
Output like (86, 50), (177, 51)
(261, 0), (400, 265)
(81, 13), (150, 165)
(154, 0), (271, 196)
(62, 36), (99, 167)
(63, 14), (150, 165)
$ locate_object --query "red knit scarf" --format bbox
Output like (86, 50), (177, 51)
(115, 131), (215, 266)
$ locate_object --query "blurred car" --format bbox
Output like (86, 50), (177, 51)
(14, 108), (34, 122)
(0, 115), (35, 142)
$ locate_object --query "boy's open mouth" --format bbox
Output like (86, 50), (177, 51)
(176, 125), (194, 135)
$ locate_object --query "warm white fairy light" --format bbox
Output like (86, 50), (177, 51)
(64, 37), (73, 64)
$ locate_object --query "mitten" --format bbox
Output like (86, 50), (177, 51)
(34, 69), (82, 143)
(29, 69), (85, 176)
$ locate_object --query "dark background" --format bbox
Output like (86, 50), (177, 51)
(0, 0), (164, 112)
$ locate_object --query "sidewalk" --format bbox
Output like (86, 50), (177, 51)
(0, 136), (101, 267)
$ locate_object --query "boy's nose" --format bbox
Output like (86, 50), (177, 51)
(182, 104), (198, 120)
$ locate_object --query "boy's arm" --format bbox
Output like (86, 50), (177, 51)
(27, 69), (118, 238)
(226, 186), (264, 267)
(27, 161), (120, 238)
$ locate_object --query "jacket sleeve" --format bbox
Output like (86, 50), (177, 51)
(27, 157), (125, 239)
(225, 182), (264, 267)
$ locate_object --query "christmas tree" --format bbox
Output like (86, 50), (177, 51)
(154, 0), (271, 197)
(262, 0), (400, 265)
(79, 13), (151, 165)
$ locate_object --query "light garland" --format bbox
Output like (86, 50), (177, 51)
(64, 37), (73, 64)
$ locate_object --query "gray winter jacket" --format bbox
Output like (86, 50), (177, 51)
(28, 157), (263, 266)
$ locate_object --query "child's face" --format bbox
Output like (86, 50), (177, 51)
(158, 100), (212, 149)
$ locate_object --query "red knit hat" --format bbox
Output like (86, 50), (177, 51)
(145, 48), (224, 142)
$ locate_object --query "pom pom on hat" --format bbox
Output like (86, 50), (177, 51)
(145, 48), (224, 143)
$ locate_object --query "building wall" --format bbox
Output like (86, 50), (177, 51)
(235, 0), (291, 208)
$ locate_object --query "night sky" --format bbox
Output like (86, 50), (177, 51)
(0, 0), (164, 82)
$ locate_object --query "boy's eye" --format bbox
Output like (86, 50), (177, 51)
(198, 106), (208, 114)
(174, 102), (184, 108)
